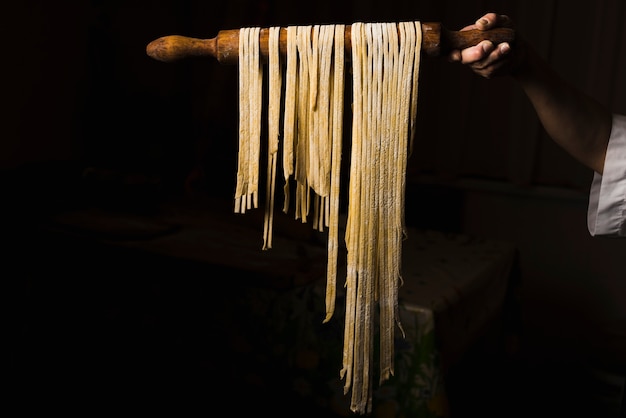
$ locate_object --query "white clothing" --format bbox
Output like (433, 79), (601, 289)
(588, 113), (626, 237)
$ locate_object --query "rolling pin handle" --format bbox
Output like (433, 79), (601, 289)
(146, 35), (216, 63)
(440, 27), (515, 55)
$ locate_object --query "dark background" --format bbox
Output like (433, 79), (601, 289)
(5, 0), (626, 416)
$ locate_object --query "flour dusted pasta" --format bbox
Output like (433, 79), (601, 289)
(235, 26), (262, 213)
(234, 22), (422, 414)
(262, 26), (282, 250)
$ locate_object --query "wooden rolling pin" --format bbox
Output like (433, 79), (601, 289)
(146, 22), (515, 64)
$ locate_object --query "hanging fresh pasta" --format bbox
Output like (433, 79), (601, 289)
(235, 22), (421, 414)
(146, 20), (513, 415)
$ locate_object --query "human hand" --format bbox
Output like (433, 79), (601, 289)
(448, 12), (526, 79)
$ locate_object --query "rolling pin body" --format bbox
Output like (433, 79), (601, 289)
(146, 22), (515, 64)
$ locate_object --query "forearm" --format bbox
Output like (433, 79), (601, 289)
(513, 47), (613, 174)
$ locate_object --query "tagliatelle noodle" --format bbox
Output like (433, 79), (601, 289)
(262, 26), (282, 250)
(282, 26), (298, 213)
(294, 25), (312, 223)
(234, 27), (250, 213)
(323, 23), (345, 324)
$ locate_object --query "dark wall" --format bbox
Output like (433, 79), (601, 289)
(6, 0), (623, 201)
(1, 0), (510, 199)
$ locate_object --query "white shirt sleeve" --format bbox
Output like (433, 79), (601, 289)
(588, 113), (626, 237)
